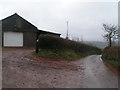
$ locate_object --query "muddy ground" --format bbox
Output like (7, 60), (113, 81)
(2, 49), (118, 88)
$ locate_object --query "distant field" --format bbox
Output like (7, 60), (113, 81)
(102, 46), (120, 71)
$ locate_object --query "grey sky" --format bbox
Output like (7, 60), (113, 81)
(0, 0), (118, 41)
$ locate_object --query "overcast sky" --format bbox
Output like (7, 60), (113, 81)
(0, 0), (118, 41)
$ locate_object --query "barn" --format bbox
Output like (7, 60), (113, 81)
(2, 13), (61, 48)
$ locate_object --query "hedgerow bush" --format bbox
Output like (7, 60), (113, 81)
(102, 46), (120, 71)
(38, 35), (101, 55)
(102, 46), (119, 61)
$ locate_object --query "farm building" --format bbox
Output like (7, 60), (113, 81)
(2, 13), (61, 47)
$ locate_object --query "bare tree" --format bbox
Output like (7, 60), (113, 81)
(102, 24), (118, 46)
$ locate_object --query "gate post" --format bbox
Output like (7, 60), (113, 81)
(36, 32), (39, 53)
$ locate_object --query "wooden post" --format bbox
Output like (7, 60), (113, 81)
(36, 32), (39, 53)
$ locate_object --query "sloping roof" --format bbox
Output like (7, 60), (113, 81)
(38, 29), (61, 36)
(2, 13), (38, 32)
(2, 13), (61, 36)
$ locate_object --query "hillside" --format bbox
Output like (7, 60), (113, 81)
(83, 41), (108, 49)
(83, 41), (119, 49)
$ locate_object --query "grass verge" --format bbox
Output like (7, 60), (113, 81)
(33, 49), (81, 60)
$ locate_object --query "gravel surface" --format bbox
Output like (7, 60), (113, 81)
(2, 49), (119, 88)
(2, 49), (83, 88)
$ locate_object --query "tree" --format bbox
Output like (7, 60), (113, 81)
(102, 24), (118, 47)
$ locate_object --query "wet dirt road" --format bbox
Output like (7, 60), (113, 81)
(2, 49), (119, 88)
(73, 55), (118, 88)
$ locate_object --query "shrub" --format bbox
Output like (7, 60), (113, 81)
(102, 46), (120, 61)
(36, 35), (101, 60)
(102, 46), (120, 71)
(38, 35), (101, 55)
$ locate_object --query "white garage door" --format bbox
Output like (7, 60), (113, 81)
(4, 32), (23, 47)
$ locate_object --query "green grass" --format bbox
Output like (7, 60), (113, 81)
(33, 49), (81, 60)
(33, 49), (101, 61)
(104, 59), (119, 70)
(102, 46), (120, 71)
